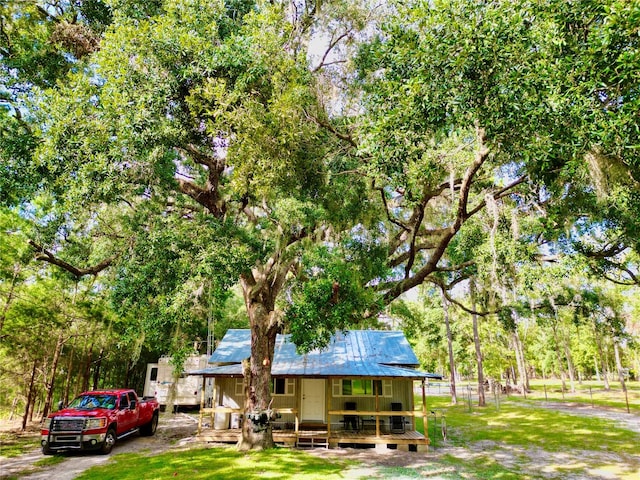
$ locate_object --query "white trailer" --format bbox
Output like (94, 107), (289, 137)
(143, 355), (212, 410)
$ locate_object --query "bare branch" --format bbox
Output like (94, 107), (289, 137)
(312, 31), (350, 73)
(466, 175), (527, 218)
(36, 5), (60, 23)
(602, 274), (637, 286)
(376, 186), (410, 233)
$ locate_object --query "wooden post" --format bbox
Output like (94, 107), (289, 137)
(212, 380), (219, 427)
(422, 379), (428, 444)
(375, 380), (380, 438)
(325, 378), (330, 438)
(197, 376), (206, 434)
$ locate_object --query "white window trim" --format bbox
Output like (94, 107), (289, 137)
(332, 379), (392, 398)
(235, 378), (244, 396)
(272, 378), (295, 396)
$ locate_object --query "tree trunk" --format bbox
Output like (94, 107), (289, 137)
(81, 342), (93, 393)
(551, 321), (568, 392)
(22, 361), (38, 431)
(124, 358), (132, 387)
(92, 347), (104, 390)
(442, 290), (457, 405)
(42, 332), (65, 420)
(562, 331), (576, 393)
(613, 340), (627, 393)
(0, 264), (20, 334)
(237, 274), (280, 451)
(594, 324), (610, 390)
(63, 349), (74, 406)
(470, 279), (485, 406)
(513, 328), (529, 392)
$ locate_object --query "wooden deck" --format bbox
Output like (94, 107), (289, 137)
(197, 427), (429, 450)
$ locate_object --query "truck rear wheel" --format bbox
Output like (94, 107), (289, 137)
(100, 427), (116, 454)
(140, 412), (158, 436)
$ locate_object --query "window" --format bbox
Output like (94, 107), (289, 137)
(149, 367), (158, 382)
(235, 378), (244, 396)
(272, 378), (295, 396)
(332, 379), (392, 397)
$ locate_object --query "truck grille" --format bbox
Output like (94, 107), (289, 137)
(51, 417), (85, 432)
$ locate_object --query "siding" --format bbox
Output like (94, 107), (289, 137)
(215, 377), (417, 432)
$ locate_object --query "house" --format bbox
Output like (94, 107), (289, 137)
(190, 329), (442, 450)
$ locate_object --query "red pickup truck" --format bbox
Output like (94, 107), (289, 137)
(41, 389), (160, 455)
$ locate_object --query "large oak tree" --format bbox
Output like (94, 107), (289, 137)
(4, 0), (640, 449)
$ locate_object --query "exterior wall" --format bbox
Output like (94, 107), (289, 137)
(212, 376), (416, 432)
(214, 377), (300, 429)
(328, 378), (415, 432)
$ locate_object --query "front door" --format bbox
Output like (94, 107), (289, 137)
(301, 379), (325, 423)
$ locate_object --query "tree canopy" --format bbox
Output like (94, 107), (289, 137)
(1, 0), (639, 448)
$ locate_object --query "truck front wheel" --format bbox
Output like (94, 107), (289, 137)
(41, 442), (53, 455)
(140, 412), (158, 436)
(100, 427), (117, 454)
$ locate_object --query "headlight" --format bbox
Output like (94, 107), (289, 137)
(84, 417), (107, 430)
(42, 417), (53, 430)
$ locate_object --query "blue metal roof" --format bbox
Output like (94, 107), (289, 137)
(193, 329), (442, 379)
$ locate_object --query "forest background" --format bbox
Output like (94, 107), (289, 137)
(1, 0), (639, 448)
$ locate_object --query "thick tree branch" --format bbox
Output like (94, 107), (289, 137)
(458, 125), (490, 221)
(179, 144), (218, 170)
(175, 144), (227, 217)
(28, 240), (116, 278)
(381, 126), (496, 304)
(430, 278), (497, 317)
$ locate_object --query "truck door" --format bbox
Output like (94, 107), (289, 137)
(128, 391), (140, 425)
(117, 393), (137, 433)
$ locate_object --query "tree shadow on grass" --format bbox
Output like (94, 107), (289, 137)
(74, 446), (349, 480)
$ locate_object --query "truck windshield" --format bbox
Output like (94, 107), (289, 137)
(68, 394), (117, 410)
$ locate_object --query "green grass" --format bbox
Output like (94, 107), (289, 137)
(0, 432), (40, 457)
(33, 455), (66, 467)
(76, 445), (509, 480)
(440, 454), (530, 480)
(74, 446), (352, 480)
(526, 379), (640, 413)
(424, 395), (639, 455)
(5, 393), (640, 480)
(420, 393), (640, 480)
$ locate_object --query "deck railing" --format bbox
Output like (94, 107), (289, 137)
(327, 409), (426, 438)
(198, 407), (299, 434)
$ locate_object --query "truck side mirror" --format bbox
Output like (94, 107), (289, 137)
(57, 400), (64, 411)
(130, 400), (137, 410)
